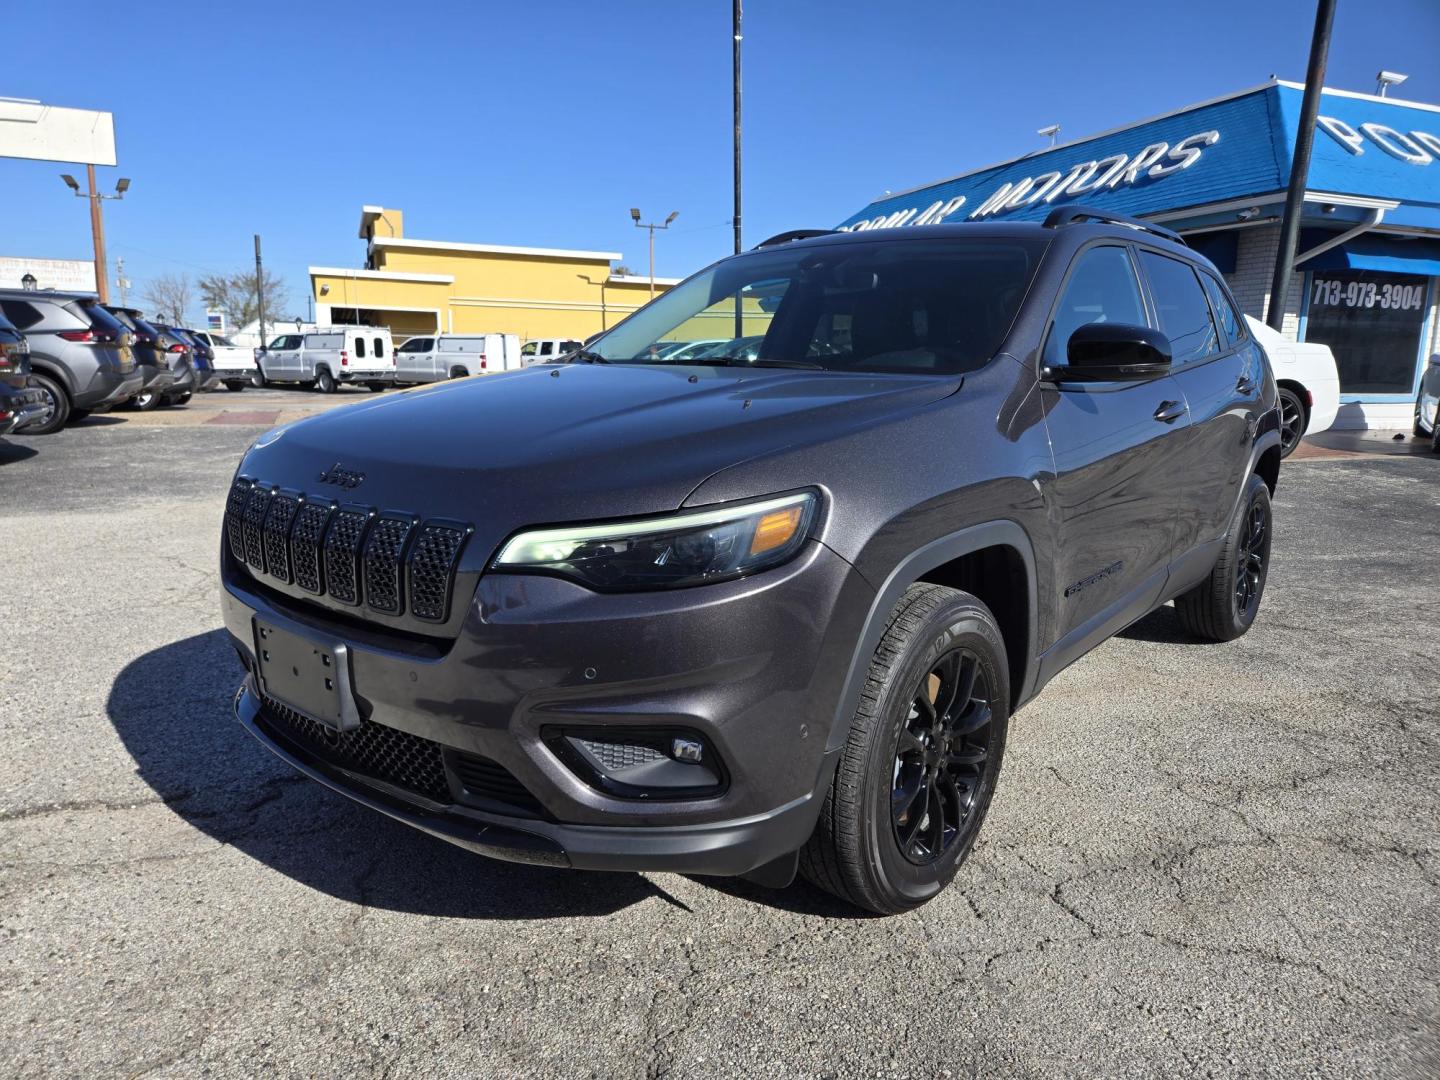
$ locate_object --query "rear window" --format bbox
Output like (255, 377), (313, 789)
(213, 335), (236, 347)
(0, 300), (44, 330)
(73, 302), (128, 339)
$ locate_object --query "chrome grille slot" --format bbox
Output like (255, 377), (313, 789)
(262, 494), (299, 584)
(408, 524), (468, 623)
(290, 502), (332, 595)
(241, 487), (272, 572)
(225, 478), (254, 563)
(323, 509), (371, 606)
(363, 515), (414, 616)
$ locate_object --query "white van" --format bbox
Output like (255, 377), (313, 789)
(520, 338), (583, 366)
(394, 333), (521, 384)
(256, 326), (394, 393)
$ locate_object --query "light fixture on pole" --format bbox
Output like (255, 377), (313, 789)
(631, 208), (678, 297)
(60, 170), (130, 303)
(1375, 70), (1407, 97)
(1037, 123), (1061, 147)
(20, 273), (37, 292)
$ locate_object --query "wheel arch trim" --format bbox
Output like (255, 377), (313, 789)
(825, 520), (1039, 755)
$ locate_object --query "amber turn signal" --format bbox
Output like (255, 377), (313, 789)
(749, 506), (803, 556)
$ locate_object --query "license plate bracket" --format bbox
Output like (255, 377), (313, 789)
(253, 619), (360, 732)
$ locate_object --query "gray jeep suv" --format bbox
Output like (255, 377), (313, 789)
(219, 208), (1280, 914)
(0, 291), (142, 434)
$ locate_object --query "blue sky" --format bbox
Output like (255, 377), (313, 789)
(4, 0), (1437, 322)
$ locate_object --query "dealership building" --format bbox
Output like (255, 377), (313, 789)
(840, 80), (1440, 430)
(310, 207), (676, 344)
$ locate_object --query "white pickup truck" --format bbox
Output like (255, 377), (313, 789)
(256, 327), (395, 393)
(1244, 316), (1340, 457)
(187, 329), (257, 392)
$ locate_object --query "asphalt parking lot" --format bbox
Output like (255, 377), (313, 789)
(1, 409), (1437, 1079)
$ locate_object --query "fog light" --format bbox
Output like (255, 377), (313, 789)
(671, 738), (704, 763)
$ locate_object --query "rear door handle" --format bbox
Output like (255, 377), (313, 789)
(1236, 376), (1257, 394)
(1153, 400), (1187, 423)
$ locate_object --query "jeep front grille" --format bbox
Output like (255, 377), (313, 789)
(225, 477), (470, 624)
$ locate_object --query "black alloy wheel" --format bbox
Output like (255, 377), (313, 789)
(1234, 496), (1268, 619)
(891, 648), (995, 865)
(801, 583), (1009, 914)
(1277, 387), (1306, 459)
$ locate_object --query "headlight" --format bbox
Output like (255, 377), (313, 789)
(493, 491), (818, 591)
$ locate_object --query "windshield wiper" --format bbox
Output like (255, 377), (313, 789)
(566, 349), (610, 364)
(704, 356), (826, 370)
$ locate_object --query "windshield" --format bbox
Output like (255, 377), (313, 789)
(586, 237), (1047, 375)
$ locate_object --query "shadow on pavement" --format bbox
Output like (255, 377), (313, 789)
(1115, 604), (1200, 645)
(106, 630), (678, 919)
(71, 414), (128, 427)
(0, 439), (40, 464)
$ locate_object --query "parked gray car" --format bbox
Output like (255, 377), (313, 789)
(0, 290), (143, 434)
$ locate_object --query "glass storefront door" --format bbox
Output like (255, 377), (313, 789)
(1304, 270), (1431, 395)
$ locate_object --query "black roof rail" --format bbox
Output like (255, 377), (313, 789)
(753, 229), (836, 249)
(1042, 205), (1185, 246)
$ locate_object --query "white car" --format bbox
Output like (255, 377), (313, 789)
(1244, 315), (1339, 458)
(394, 333), (521, 384)
(187, 329), (257, 392)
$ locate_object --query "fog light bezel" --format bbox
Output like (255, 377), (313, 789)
(542, 725), (728, 801)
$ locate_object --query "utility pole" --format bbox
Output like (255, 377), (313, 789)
(115, 256), (130, 306)
(733, 0), (743, 256)
(1267, 0), (1336, 332)
(254, 234), (268, 352)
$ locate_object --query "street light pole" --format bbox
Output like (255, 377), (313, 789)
(733, 0), (743, 256)
(630, 209), (678, 297)
(1266, 0), (1336, 332)
(254, 235), (268, 354)
(60, 171), (129, 304)
(87, 165), (107, 302)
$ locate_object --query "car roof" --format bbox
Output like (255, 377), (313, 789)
(762, 219), (1197, 261)
(0, 288), (95, 302)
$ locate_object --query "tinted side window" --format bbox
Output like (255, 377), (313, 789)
(1043, 246), (1146, 367)
(355, 337), (366, 358)
(1199, 272), (1243, 348)
(373, 336), (384, 358)
(540, 342), (554, 355)
(1139, 251), (1219, 366)
(0, 300), (43, 329)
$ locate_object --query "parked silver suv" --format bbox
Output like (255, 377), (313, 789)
(0, 290), (143, 434)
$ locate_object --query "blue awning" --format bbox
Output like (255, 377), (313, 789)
(1186, 231), (1238, 273)
(1299, 229), (1440, 276)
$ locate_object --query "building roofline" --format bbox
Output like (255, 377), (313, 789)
(309, 265), (454, 284)
(371, 237), (624, 261)
(871, 78), (1440, 205)
(607, 274), (681, 286)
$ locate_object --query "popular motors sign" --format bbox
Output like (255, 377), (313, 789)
(843, 130), (1222, 230)
(1315, 115), (1440, 165)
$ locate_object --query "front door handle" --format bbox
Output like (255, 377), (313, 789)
(1154, 400), (1187, 423)
(1236, 375), (1257, 394)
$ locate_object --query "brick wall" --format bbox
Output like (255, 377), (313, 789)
(1223, 225), (1304, 339)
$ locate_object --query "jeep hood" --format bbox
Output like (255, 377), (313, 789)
(239, 364), (957, 562)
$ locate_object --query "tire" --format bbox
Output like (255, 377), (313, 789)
(1432, 423), (1440, 455)
(130, 386), (161, 412)
(315, 368), (336, 394)
(800, 583), (1010, 915)
(224, 380), (247, 392)
(19, 372), (68, 435)
(1175, 472), (1273, 642)
(1277, 387), (1307, 459)
(367, 382), (387, 392)
(170, 391), (193, 407)
(449, 367), (467, 380)
(252, 368), (267, 388)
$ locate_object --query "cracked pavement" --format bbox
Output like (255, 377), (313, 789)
(1, 421), (1437, 1078)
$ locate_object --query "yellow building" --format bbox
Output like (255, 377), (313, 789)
(310, 206), (678, 343)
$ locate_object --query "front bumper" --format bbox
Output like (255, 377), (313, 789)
(222, 540), (870, 876)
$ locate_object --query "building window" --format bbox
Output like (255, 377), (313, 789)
(1305, 270), (1430, 395)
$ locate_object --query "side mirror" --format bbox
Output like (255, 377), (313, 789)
(1053, 322), (1172, 382)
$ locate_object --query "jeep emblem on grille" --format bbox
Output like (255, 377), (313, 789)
(318, 462), (365, 489)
